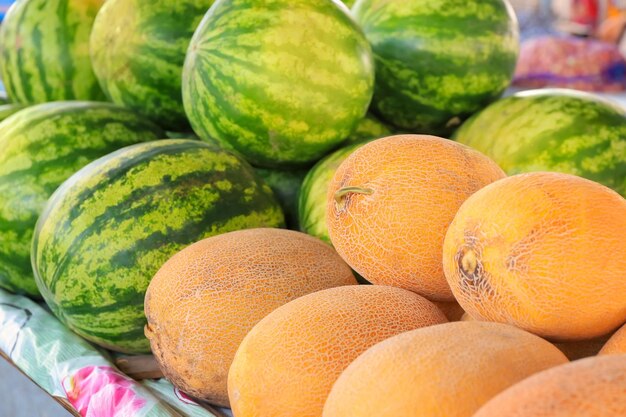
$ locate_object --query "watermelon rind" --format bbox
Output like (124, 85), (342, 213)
(0, 101), (164, 296)
(32, 139), (285, 353)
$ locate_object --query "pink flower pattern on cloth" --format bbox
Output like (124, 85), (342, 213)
(62, 365), (147, 417)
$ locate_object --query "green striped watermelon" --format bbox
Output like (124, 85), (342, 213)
(90, 0), (213, 131)
(0, 102), (164, 297)
(256, 168), (308, 230)
(343, 113), (393, 145)
(0, 0), (105, 104)
(32, 139), (285, 353)
(182, 0), (375, 168)
(299, 141), (368, 243)
(0, 103), (26, 122)
(454, 89), (626, 196)
(352, 0), (519, 134)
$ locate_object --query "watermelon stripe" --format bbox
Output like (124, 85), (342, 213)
(33, 139), (285, 353)
(183, 0), (374, 167)
(454, 90), (626, 197)
(90, 0), (213, 130)
(47, 167), (253, 293)
(0, 101), (164, 296)
(0, 0), (105, 104)
(352, 0), (518, 134)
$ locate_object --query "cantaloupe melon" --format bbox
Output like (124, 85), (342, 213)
(327, 134), (505, 301)
(144, 228), (357, 406)
(473, 355), (626, 417)
(227, 285), (447, 417)
(444, 172), (626, 340)
(323, 321), (568, 417)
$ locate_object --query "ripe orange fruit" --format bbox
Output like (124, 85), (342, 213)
(460, 312), (610, 360)
(227, 285), (447, 417)
(322, 321), (568, 417)
(327, 134), (505, 300)
(599, 323), (626, 355)
(443, 172), (626, 340)
(553, 335), (613, 360)
(433, 299), (465, 321)
(144, 228), (357, 406)
(473, 355), (626, 417)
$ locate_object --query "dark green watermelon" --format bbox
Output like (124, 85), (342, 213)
(343, 113), (393, 145)
(454, 89), (626, 196)
(182, 0), (375, 168)
(0, 0), (105, 104)
(353, 0), (519, 134)
(256, 168), (308, 230)
(90, 0), (214, 131)
(0, 101), (164, 297)
(32, 139), (285, 353)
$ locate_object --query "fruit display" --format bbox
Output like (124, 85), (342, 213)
(182, 0), (375, 167)
(145, 228), (356, 406)
(0, 0), (105, 103)
(352, 0), (519, 134)
(32, 139), (284, 353)
(90, 0), (214, 130)
(443, 172), (626, 340)
(327, 135), (505, 300)
(228, 285), (447, 417)
(0, 101), (164, 296)
(454, 89), (626, 196)
(0, 0), (625, 415)
(323, 322), (568, 417)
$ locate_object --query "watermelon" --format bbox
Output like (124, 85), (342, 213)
(0, 101), (164, 297)
(90, 0), (214, 131)
(0, 0), (105, 104)
(32, 139), (285, 353)
(0, 103), (25, 122)
(182, 0), (375, 168)
(352, 0), (519, 134)
(256, 168), (308, 230)
(343, 113), (393, 145)
(454, 89), (626, 196)
(299, 141), (368, 243)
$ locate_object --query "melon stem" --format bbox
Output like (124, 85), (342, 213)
(334, 186), (374, 205)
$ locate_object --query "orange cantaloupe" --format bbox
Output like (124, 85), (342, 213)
(599, 322), (626, 354)
(327, 134), (505, 301)
(144, 228), (357, 406)
(227, 285), (447, 417)
(322, 321), (568, 417)
(473, 355), (626, 417)
(443, 172), (626, 340)
(433, 299), (466, 321)
(460, 310), (610, 360)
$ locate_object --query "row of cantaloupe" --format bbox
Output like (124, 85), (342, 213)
(144, 134), (626, 417)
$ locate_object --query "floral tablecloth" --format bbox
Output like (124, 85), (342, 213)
(0, 289), (230, 417)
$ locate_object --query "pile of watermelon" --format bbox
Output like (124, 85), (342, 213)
(0, 0), (625, 414)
